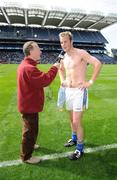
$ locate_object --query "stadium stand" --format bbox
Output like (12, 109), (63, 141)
(0, 4), (117, 64)
(111, 49), (117, 62)
(0, 26), (116, 64)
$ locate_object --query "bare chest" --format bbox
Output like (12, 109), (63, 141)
(64, 56), (82, 69)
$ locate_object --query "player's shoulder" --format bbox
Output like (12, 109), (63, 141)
(76, 48), (90, 59)
(76, 48), (87, 54)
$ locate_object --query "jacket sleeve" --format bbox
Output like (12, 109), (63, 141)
(30, 66), (58, 88)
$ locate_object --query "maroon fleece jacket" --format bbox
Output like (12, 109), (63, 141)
(17, 57), (58, 113)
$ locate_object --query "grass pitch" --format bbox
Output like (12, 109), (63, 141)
(0, 64), (117, 180)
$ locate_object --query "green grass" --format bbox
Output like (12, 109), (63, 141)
(0, 64), (117, 180)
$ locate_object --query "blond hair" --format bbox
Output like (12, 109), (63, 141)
(59, 31), (73, 41)
(23, 41), (36, 56)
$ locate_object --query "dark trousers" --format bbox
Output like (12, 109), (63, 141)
(21, 113), (39, 161)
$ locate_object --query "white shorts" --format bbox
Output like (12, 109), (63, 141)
(65, 88), (88, 112)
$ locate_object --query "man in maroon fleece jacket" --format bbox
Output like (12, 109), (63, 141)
(17, 41), (60, 164)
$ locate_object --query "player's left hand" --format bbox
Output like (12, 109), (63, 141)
(79, 81), (92, 90)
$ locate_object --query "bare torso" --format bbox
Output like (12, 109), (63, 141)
(63, 48), (87, 87)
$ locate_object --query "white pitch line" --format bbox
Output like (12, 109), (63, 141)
(0, 143), (117, 168)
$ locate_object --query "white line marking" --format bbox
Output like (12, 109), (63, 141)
(0, 143), (117, 168)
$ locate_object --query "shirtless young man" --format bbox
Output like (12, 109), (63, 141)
(59, 31), (102, 160)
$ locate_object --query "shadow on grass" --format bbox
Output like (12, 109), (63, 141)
(35, 149), (117, 180)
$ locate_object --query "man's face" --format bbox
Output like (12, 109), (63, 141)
(60, 35), (72, 52)
(30, 43), (42, 61)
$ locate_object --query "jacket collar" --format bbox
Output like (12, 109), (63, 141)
(24, 57), (37, 66)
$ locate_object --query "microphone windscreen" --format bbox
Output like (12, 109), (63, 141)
(57, 51), (65, 62)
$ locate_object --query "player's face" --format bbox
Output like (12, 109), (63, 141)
(60, 35), (72, 52)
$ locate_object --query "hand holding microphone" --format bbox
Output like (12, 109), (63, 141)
(53, 62), (60, 69)
(56, 50), (65, 63)
(53, 50), (65, 69)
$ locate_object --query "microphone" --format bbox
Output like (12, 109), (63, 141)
(56, 51), (65, 63)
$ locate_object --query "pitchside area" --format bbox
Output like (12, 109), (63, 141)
(0, 64), (117, 179)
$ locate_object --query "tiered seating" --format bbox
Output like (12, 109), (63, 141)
(0, 26), (116, 64)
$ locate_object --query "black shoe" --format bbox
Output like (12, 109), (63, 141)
(69, 150), (84, 160)
(64, 139), (77, 147)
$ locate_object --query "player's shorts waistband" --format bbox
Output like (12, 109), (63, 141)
(65, 87), (86, 91)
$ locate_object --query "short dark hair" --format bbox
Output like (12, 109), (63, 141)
(23, 41), (35, 56)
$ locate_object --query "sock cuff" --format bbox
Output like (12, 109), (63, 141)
(77, 141), (83, 144)
(72, 132), (77, 135)
(72, 132), (77, 141)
